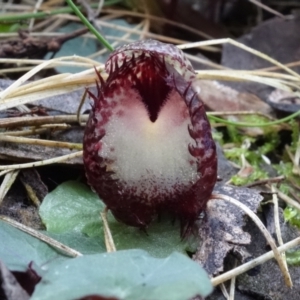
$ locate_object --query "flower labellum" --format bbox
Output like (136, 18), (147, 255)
(83, 39), (217, 235)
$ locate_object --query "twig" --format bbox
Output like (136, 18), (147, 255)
(0, 115), (88, 128)
(244, 176), (285, 188)
(0, 124), (70, 137)
(211, 193), (293, 287)
(0, 135), (82, 150)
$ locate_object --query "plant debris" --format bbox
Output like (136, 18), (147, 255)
(0, 28), (88, 60)
(194, 184), (263, 276)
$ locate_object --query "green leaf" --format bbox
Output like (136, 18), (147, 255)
(39, 181), (196, 257)
(43, 231), (106, 254)
(0, 220), (67, 272)
(286, 250), (300, 265)
(284, 206), (300, 228)
(39, 181), (104, 234)
(31, 250), (213, 300)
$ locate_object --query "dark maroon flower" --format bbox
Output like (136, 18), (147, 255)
(83, 39), (217, 235)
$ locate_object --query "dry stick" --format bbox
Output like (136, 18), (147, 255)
(0, 151), (83, 171)
(0, 135), (83, 150)
(211, 193), (292, 287)
(212, 236), (300, 286)
(0, 124), (70, 137)
(24, 182), (41, 207)
(0, 62), (95, 74)
(0, 215), (82, 257)
(0, 115), (88, 128)
(178, 38), (300, 79)
(100, 207), (116, 253)
(0, 58), (95, 67)
(244, 175), (285, 188)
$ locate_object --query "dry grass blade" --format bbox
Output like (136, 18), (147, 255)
(0, 151), (83, 172)
(0, 215), (82, 257)
(272, 186), (300, 211)
(229, 261), (237, 300)
(195, 71), (296, 91)
(248, 0), (286, 18)
(0, 124), (71, 137)
(0, 170), (19, 205)
(220, 283), (229, 299)
(271, 185), (291, 282)
(0, 135), (82, 150)
(178, 38), (300, 79)
(100, 207), (116, 253)
(211, 193), (293, 287)
(211, 236), (300, 286)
